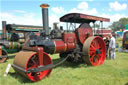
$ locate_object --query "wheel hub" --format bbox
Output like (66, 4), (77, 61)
(96, 49), (101, 54)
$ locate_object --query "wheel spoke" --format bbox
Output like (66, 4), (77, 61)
(90, 44), (96, 50)
(94, 58), (98, 64)
(94, 39), (100, 49)
(96, 54), (101, 60)
(90, 53), (95, 61)
(34, 72), (40, 80)
(89, 48), (96, 53)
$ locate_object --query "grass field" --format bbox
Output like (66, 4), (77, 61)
(0, 38), (128, 85)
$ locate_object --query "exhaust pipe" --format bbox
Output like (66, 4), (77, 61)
(2, 21), (7, 40)
(40, 4), (49, 36)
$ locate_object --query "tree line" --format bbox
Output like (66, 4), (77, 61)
(108, 18), (128, 32)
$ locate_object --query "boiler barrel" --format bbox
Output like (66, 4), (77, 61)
(8, 42), (23, 49)
(44, 40), (76, 54)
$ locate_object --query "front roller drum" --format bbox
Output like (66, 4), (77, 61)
(83, 36), (106, 66)
(13, 51), (52, 82)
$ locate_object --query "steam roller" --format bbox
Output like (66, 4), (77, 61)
(12, 3), (110, 82)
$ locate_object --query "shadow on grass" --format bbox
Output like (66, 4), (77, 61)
(9, 72), (32, 83)
(9, 57), (89, 83)
(52, 58), (88, 68)
(125, 82), (128, 85)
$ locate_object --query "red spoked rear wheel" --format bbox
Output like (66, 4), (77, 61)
(83, 36), (106, 66)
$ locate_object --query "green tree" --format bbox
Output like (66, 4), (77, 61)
(109, 17), (128, 32)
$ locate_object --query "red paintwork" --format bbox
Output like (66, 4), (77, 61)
(97, 29), (112, 38)
(63, 33), (77, 43)
(54, 33), (77, 53)
(54, 39), (76, 53)
(35, 33), (40, 36)
(26, 47), (52, 82)
(67, 43), (76, 51)
(88, 36), (106, 66)
(37, 47), (44, 66)
(54, 40), (66, 53)
(97, 29), (112, 33)
(77, 28), (93, 44)
(80, 14), (110, 22)
(53, 33), (76, 53)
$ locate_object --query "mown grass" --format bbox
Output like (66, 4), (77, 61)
(0, 38), (128, 85)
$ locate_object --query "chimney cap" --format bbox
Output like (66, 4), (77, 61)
(40, 4), (49, 8)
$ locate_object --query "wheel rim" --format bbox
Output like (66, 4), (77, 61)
(83, 36), (106, 66)
(26, 52), (52, 82)
(0, 50), (8, 63)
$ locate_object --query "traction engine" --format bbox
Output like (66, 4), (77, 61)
(0, 21), (42, 63)
(12, 4), (110, 82)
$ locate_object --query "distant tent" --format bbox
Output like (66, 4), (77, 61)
(116, 31), (123, 37)
(125, 24), (128, 30)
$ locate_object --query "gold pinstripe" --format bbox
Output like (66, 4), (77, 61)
(9, 42), (11, 49)
(53, 40), (56, 53)
(12, 42), (15, 49)
(18, 43), (21, 49)
(64, 43), (67, 52)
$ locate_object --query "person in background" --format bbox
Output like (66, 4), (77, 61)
(109, 33), (116, 59)
(104, 36), (110, 58)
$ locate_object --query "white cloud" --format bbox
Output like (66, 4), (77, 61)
(1, 1), (127, 30)
(101, 13), (128, 22)
(69, 7), (97, 15)
(51, 7), (66, 14)
(69, 1), (97, 15)
(0, 11), (43, 30)
(1, 12), (42, 25)
(109, 1), (127, 11)
(78, 2), (88, 10)
(13, 10), (26, 13)
(0, 11), (61, 30)
(100, 13), (128, 27)
(49, 14), (59, 28)
(0, 9), (61, 30)
(52, 1), (97, 15)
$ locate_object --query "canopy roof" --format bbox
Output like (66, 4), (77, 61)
(60, 13), (110, 23)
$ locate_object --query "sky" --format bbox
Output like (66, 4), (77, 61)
(0, 0), (128, 30)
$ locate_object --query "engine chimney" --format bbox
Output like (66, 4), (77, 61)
(40, 4), (49, 36)
(2, 21), (7, 40)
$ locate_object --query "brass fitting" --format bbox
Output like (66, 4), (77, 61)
(40, 4), (49, 8)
